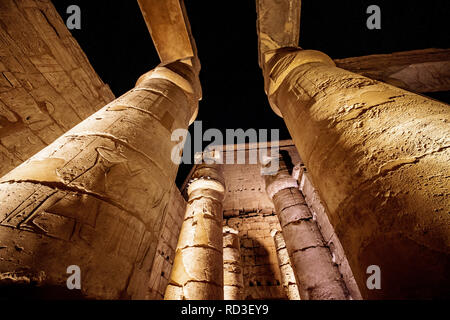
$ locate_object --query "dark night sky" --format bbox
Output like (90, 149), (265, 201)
(53, 0), (450, 185)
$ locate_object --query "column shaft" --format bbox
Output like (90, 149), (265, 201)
(265, 158), (348, 300)
(165, 164), (225, 300)
(223, 227), (244, 300)
(271, 230), (300, 300)
(0, 62), (199, 299)
(263, 48), (450, 299)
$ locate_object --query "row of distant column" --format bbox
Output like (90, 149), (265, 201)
(1, 6), (447, 295)
(164, 156), (347, 300)
(164, 163), (244, 300)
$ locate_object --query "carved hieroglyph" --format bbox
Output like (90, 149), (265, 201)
(0, 61), (199, 299)
(263, 48), (450, 299)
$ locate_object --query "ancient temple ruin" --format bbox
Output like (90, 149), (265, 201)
(0, 0), (448, 300)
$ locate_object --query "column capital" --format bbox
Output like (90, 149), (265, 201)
(136, 61), (201, 124)
(262, 48), (335, 117)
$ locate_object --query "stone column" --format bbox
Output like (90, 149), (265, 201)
(264, 156), (349, 300)
(165, 164), (225, 300)
(0, 61), (200, 299)
(271, 229), (300, 300)
(223, 227), (244, 300)
(262, 47), (450, 299)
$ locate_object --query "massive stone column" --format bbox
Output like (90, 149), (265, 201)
(0, 61), (200, 299)
(271, 229), (300, 300)
(223, 227), (244, 300)
(265, 156), (349, 300)
(262, 47), (450, 299)
(165, 164), (225, 300)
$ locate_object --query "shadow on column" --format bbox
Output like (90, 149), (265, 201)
(241, 237), (287, 300)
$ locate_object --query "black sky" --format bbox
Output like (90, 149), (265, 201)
(53, 0), (450, 185)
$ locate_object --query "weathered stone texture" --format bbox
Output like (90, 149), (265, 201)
(0, 0), (115, 178)
(299, 170), (362, 300)
(335, 48), (450, 93)
(265, 157), (350, 300)
(180, 142), (360, 300)
(225, 212), (287, 300)
(264, 47), (450, 299)
(256, 0), (301, 67)
(137, 0), (195, 64)
(271, 230), (300, 300)
(0, 61), (199, 299)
